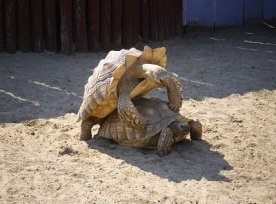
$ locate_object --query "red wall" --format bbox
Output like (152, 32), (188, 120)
(0, 0), (182, 54)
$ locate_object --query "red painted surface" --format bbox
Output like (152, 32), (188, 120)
(17, 0), (31, 52)
(87, 0), (100, 51)
(60, 0), (73, 54)
(100, 0), (111, 50)
(4, 0), (17, 53)
(0, 0), (4, 52)
(140, 0), (149, 43)
(31, 0), (44, 52)
(111, 0), (122, 47)
(1, 0), (183, 53)
(44, 0), (57, 51)
(74, 0), (87, 51)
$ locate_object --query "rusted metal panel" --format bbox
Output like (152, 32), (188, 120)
(60, 0), (73, 54)
(87, 0), (100, 51)
(31, 0), (44, 52)
(4, 0), (17, 53)
(74, 0), (88, 51)
(111, 0), (122, 48)
(0, 0), (4, 52)
(44, 0), (57, 51)
(140, 0), (149, 43)
(100, 0), (111, 50)
(17, 0), (31, 52)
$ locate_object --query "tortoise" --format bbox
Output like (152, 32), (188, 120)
(77, 46), (183, 140)
(97, 98), (202, 156)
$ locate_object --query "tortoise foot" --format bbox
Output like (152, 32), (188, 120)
(79, 118), (94, 141)
(189, 120), (202, 140)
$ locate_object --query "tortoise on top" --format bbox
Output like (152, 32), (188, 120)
(77, 46), (183, 140)
(97, 98), (202, 156)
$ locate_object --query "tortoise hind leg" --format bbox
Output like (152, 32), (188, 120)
(80, 117), (96, 141)
(157, 128), (174, 156)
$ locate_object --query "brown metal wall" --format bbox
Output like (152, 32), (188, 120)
(0, 0), (182, 54)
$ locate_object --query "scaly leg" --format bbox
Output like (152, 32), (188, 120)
(137, 64), (183, 112)
(157, 128), (174, 156)
(188, 120), (203, 140)
(80, 117), (96, 141)
(117, 70), (146, 128)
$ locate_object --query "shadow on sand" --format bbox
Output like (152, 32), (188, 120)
(86, 137), (232, 183)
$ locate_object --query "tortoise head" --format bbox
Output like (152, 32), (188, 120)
(169, 120), (190, 139)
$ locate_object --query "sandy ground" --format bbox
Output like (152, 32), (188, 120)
(0, 24), (275, 203)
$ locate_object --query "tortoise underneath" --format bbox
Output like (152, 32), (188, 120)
(97, 98), (202, 156)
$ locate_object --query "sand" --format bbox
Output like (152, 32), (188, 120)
(0, 24), (275, 203)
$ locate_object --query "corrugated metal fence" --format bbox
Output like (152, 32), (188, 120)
(0, 0), (182, 54)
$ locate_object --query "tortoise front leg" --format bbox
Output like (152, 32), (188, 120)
(157, 128), (174, 156)
(188, 120), (203, 140)
(139, 64), (183, 112)
(80, 117), (96, 141)
(118, 76), (146, 128)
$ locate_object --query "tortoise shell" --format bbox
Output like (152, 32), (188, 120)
(77, 46), (167, 122)
(97, 98), (186, 142)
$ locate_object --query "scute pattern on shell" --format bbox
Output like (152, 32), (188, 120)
(97, 98), (182, 141)
(77, 46), (167, 122)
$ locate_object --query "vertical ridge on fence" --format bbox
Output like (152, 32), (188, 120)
(44, 0), (57, 51)
(140, 0), (149, 43)
(17, 0), (31, 52)
(87, 0), (100, 51)
(133, 0), (140, 44)
(149, 0), (158, 41)
(163, 0), (170, 40)
(31, 0), (44, 52)
(111, 0), (122, 48)
(176, 0), (182, 35)
(60, 0), (73, 54)
(4, 0), (17, 53)
(74, 0), (88, 51)
(157, 0), (164, 41)
(0, 0), (183, 53)
(122, 0), (133, 47)
(100, 0), (111, 50)
(0, 0), (4, 52)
